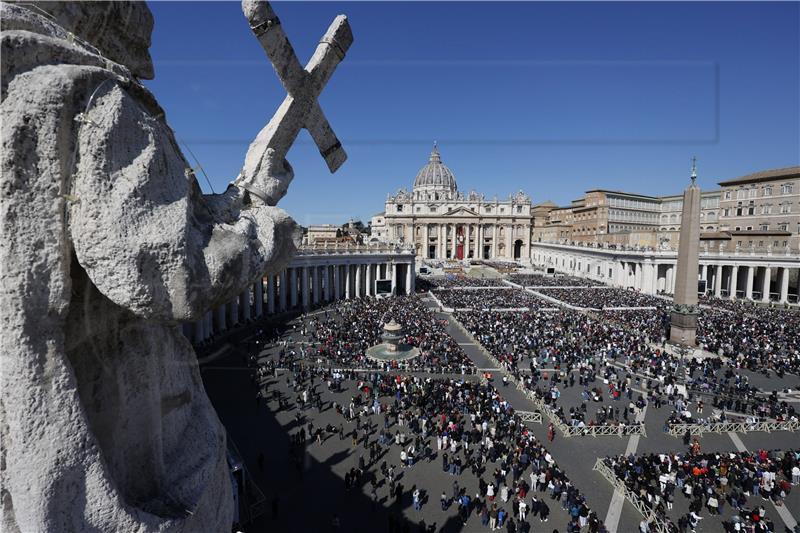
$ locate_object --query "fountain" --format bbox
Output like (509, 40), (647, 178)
(365, 318), (420, 362)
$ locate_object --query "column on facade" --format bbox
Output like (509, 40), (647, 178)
(267, 275), (276, 314)
(477, 225), (484, 259)
(729, 265), (739, 299)
(779, 267), (791, 303)
(745, 266), (754, 300)
(506, 225), (513, 259)
(436, 225), (442, 259)
(422, 225), (430, 259)
(761, 266), (772, 302)
(254, 279), (263, 317)
(664, 266), (673, 295)
(279, 270), (288, 311)
(301, 266), (310, 310)
(714, 265), (723, 298)
(464, 224), (471, 259)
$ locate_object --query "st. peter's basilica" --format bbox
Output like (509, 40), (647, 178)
(371, 144), (535, 260)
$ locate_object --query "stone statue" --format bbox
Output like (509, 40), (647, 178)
(0, 1), (350, 531)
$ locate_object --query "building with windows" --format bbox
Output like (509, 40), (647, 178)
(372, 144), (535, 261)
(717, 166), (799, 253)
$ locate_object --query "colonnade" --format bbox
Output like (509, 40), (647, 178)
(185, 247), (416, 344)
(531, 243), (800, 304)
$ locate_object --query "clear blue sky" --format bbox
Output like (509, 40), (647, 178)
(146, 1), (799, 226)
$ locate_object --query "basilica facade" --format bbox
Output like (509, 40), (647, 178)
(371, 144), (535, 261)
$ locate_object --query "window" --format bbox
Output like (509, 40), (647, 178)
(516, 205), (523, 213)
(397, 205), (403, 212)
(415, 206), (421, 213)
(500, 207), (505, 213)
(749, 188), (757, 198)
(762, 204), (772, 215)
(781, 184), (793, 194)
(778, 223), (789, 231)
(746, 226), (753, 231)
(760, 224), (769, 231)
(724, 191), (732, 200)
(737, 189), (746, 200)
(780, 204), (791, 214)
(763, 186), (772, 196)
(747, 201), (755, 215)
(774, 240), (780, 247)
(758, 241), (764, 247)
(723, 208), (730, 217)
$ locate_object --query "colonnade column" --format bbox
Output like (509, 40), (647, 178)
(390, 262), (397, 294)
(355, 264), (362, 298)
(464, 224), (471, 259)
(714, 265), (723, 297)
(344, 264), (351, 299)
(405, 262), (413, 294)
(506, 225), (513, 258)
(301, 266), (310, 310)
(366, 263), (373, 297)
(761, 266), (771, 302)
(313, 266), (321, 305)
(729, 265), (739, 299)
(240, 289), (251, 322)
(492, 225), (498, 258)
(477, 225), (484, 259)
(279, 270), (288, 311)
(254, 279), (263, 317)
(779, 267), (790, 303)
(333, 265), (341, 301)
(289, 268), (298, 308)
(745, 266), (754, 300)
(422, 225), (429, 259)
(267, 275), (276, 314)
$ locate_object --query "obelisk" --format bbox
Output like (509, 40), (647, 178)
(670, 158), (701, 345)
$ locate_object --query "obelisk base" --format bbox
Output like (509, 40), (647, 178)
(669, 309), (698, 346)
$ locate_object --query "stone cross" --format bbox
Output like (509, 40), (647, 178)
(243, 0), (353, 172)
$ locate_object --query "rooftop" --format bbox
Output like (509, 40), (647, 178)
(717, 166), (800, 186)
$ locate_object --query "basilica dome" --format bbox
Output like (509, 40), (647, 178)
(413, 143), (457, 192)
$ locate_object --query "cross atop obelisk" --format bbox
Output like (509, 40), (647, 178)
(670, 158), (702, 346)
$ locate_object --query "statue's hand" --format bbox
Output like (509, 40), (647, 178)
(236, 146), (293, 207)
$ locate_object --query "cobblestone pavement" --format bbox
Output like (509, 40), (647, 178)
(200, 296), (799, 533)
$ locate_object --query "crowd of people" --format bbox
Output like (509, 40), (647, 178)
(418, 276), (509, 289)
(434, 289), (552, 311)
(286, 295), (475, 373)
(697, 303), (800, 376)
(508, 274), (599, 288)
(535, 288), (668, 309)
(258, 361), (608, 532)
(603, 449), (799, 532)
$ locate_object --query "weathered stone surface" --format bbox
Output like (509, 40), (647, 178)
(0, 2), (312, 531)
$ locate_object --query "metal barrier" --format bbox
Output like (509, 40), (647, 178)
(593, 459), (675, 533)
(516, 410), (543, 424)
(667, 419), (799, 436)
